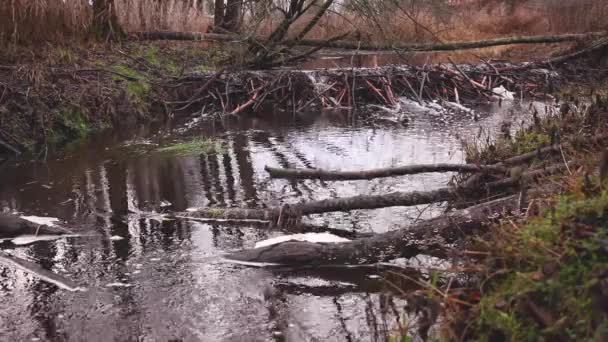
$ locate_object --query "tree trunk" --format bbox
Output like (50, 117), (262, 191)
(222, 0), (242, 32)
(183, 163), (567, 223)
(92, 0), (121, 40)
(133, 30), (607, 52)
(265, 163), (506, 181)
(225, 194), (520, 265)
(213, 0), (225, 29)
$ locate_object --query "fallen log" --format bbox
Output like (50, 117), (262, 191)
(183, 163), (566, 223)
(265, 163), (506, 181)
(225, 194), (521, 265)
(134, 30), (607, 52)
(463, 133), (608, 189)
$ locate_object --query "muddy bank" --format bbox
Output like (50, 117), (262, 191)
(0, 40), (230, 158)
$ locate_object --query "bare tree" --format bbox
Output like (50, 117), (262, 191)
(213, 0), (243, 32)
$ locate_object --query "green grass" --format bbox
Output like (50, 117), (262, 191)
(473, 189), (608, 341)
(449, 97), (608, 341)
(111, 64), (151, 107)
(156, 138), (225, 156)
(141, 46), (161, 67)
(52, 106), (91, 141)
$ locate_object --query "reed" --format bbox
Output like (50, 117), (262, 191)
(1, 0), (606, 45)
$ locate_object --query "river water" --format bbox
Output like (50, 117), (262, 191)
(0, 100), (546, 341)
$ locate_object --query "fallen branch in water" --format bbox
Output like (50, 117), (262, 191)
(182, 163), (567, 224)
(463, 133), (608, 189)
(224, 194), (523, 265)
(265, 163), (506, 181)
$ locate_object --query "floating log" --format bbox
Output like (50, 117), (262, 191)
(225, 194), (521, 265)
(265, 163), (506, 181)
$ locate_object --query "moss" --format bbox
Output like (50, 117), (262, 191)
(166, 62), (180, 75)
(472, 189), (608, 341)
(156, 138), (226, 156)
(139, 46), (161, 67)
(52, 106), (91, 142)
(111, 64), (146, 80)
(111, 64), (151, 106)
(206, 208), (227, 218)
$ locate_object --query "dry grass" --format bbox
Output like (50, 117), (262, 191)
(0, 0), (212, 45)
(1, 0), (607, 46)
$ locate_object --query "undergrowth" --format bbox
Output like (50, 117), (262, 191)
(0, 41), (226, 156)
(444, 97), (608, 341)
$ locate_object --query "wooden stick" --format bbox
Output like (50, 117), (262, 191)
(265, 163), (506, 181)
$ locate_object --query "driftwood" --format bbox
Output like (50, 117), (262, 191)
(265, 163), (506, 181)
(225, 194), (521, 265)
(183, 163), (567, 223)
(134, 30), (607, 52)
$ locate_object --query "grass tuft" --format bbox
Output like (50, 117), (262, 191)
(156, 138), (225, 156)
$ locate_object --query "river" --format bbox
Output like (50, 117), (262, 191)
(0, 99), (546, 341)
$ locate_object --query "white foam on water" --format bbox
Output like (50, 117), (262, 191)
(110, 235), (124, 241)
(10, 234), (79, 246)
(106, 282), (134, 288)
(254, 232), (351, 249)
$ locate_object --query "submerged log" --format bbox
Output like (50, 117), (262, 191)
(265, 163), (506, 181)
(225, 194), (521, 265)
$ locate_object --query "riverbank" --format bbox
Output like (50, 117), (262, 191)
(0, 40), (231, 158)
(417, 96), (608, 340)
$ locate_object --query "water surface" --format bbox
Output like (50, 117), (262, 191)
(0, 100), (544, 341)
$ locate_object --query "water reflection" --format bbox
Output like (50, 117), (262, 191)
(0, 101), (543, 341)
